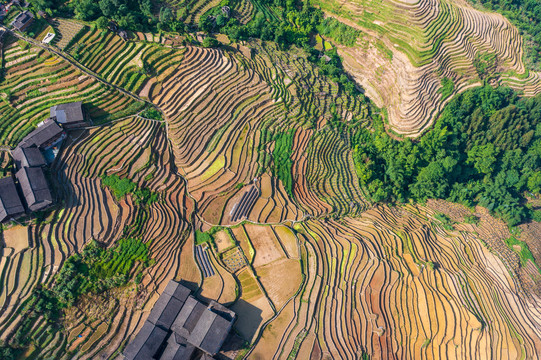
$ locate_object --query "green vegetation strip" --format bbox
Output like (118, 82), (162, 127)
(352, 85), (541, 226)
(101, 174), (158, 205)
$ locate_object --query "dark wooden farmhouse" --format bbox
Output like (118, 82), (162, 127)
(19, 119), (64, 150)
(123, 281), (236, 360)
(0, 177), (25, 222)
(16, 167), (53, 212)
(11, 145), (46, 169)
(11, 11), (34, 32)
(50, 101), (86, 129)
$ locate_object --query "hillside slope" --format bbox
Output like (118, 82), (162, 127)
(316, 0), (541, 136)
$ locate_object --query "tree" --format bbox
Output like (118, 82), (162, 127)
(528, 171), (541, 194)
(202, 37), (220, 48)
(96, 16), (109, 29)
(467, 143), (498, 175)
(139, 0), (152, 17)
(74, 0), (101, 21)
(159, 6), (174, 23)
(98, 0), (116, 18)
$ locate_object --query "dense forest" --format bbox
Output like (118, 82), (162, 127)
(471, 0), (541, 70)
(352, 85), (541, 226)
(28, 0), (182, 31)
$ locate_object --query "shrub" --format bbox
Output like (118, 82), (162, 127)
(101, 174), (158, 205)
(434, 213), (454, 230)
(464, 214), (480, 224)
(50, 238), (151, 308)
(195, 230), (213, 245)
(140, 107), (163, 121)
(202, 37), (220, 48)
(316, 18), (360, 47)
(102, 174), (137, 199)
(439, 77), (454, 100)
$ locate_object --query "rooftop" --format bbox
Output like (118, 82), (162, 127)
(123, 321), (168, 360)
(124, 281), (235, 360)
(0, 177), (25, 222)
(16, 166), (52, 210)
(12, 145), (45, 169)
(50, 101), (85, 125)
(19, 120), (63, 149)
(11, 10), (33, 30)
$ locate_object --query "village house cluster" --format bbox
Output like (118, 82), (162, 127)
(0, 102), (86, 222)
(123, 280), (236, 360)
(11, 9), (33, 32)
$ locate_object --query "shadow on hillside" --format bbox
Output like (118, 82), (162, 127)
(230, 299), (263, 344)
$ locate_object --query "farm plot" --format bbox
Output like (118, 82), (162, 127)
(221, 246), (246, 273)
(231, 268), (275, 343)
(0, 116), (195, 359)
(213, 229), (235, 252)
(0, 38), (143, 146)
(67, 28), (183, 94)
(148, 42), (370, 226)
(315, 0), (541, 136)
(252, 205), (541, 359)
(51, 19), (85, 50)
(244, 223), (285, 268)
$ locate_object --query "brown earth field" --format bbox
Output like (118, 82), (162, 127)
(1, 16), (541, 360)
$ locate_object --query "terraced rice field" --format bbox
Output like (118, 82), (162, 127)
(0, 116), (195, 358)
(2, 20), (541, 359)
(315, 0), (541, 136)
(0, 37), (143, 147)
(144, 42), (372, 225)
(67, 28), (184, 94)
(248, 205), (541, 359)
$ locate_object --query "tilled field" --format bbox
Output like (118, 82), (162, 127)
(249, 205), (541, 359)
(315, 0), (541, 136)
(0, 117), (196, 358)
(0, 37), (143, 147)
(1, 24), (541, 360)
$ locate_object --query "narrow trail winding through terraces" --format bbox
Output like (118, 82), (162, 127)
(3, 25), (541, 360)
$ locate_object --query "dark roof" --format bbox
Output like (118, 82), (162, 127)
(160, 333), (197, 360)
(163, 281), (192, 302)
(171, 297), (234, 356)
(171, 297), (207, 336)
(19, 120), (63, 149)
(15, 167), (52, 209)
(11, 11), (33, 30)
(12, 145), (45, 169)
(124, 281), (235, 359)
(147, 281), (192, 329)
(148, 296), (185, 330)
(197, 314), (232, 355)
(123, 321), (168, 360)
(50, 102), (84, 124)
(0, 177), (25, 221)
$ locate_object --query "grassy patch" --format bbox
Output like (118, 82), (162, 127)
(272, 129), (295, 197)
(434, 212), (454, 230)
(463, 214), (480, 225)
(34, 238), (151, 311)
(201, 155), (226, 181)
(195, 230), (213, 246)
(374, 39), (393, 60)
(101, 174), (158, 205)
(504, 236), (540, 271)
(316, 18), (360, 47)
(439, 77), (454, 100)
(140, 107), (163, 121)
